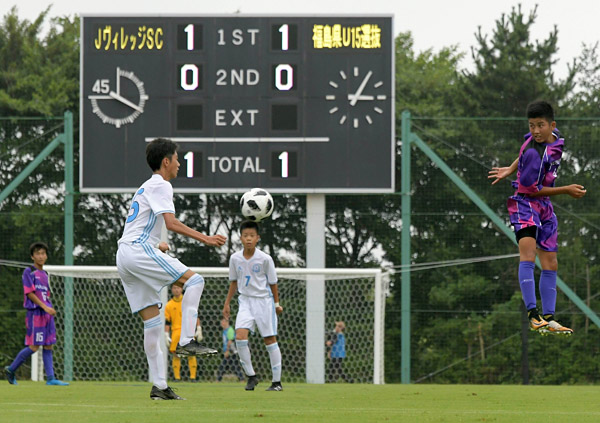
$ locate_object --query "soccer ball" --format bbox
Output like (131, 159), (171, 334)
(240, 188), (274, 222)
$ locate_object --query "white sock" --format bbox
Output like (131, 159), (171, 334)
(266, 342), (282, 382)
(235, 340), (255, 376)
(143, 315), (167, 390)
(179, 275), (204, 346)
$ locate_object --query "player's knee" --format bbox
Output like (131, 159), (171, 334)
(181, 272), (204, 288)
(542, 258), (558, 271)
(175, 269), (196, 285)
(235, 330), (249, 341)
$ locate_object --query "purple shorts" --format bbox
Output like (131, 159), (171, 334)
(25, 309), (56, 346)
(507, 194), (558, 252)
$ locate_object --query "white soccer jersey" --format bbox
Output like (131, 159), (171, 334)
(229, 248), (278, 298)
(118, 174), (175, 247)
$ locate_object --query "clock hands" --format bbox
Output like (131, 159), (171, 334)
(348, 70), (372, 106)
(347, 94), (374, 101)
(109, 91), (143, 112)
(89, 68), (148, 128)
(326, 67), (385, 129)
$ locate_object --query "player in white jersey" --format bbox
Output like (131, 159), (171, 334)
(223, 220), (283, 391)
(116, 138), (226, 400)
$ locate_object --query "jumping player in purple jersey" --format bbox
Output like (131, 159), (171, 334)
(489, 101), (586, 335)
(4, 242), (69, 385)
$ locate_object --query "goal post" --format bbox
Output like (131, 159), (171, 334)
(43, 265), (388, 384)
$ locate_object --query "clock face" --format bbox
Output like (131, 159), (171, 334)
(88, 67), (149, 128)
(326, 66), (386, 129)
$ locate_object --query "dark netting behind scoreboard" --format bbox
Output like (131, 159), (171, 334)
(1, 116), (599, 384)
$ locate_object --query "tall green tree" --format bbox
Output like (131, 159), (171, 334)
(0, 6), (79, 116)
(461, 4), (576, 116)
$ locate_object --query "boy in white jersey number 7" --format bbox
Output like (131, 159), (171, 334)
(223, 221), (284, 391)
(116, 138), (226, 400)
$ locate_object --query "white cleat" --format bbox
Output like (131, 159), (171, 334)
(539, 320), (573, 336)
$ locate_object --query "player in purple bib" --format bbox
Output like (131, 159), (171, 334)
(4, 242), (68, 386)
(489, 101), (586, 335)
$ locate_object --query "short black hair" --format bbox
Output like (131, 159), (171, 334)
(29, 242), (49, 256)
(240, 220), (259, 234)
(146, 138), (178, 171)
(526, 100), (555, 122)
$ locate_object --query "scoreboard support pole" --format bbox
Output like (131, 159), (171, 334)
(305, 194), (326, 384)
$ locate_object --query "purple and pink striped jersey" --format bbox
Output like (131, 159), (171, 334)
(506, 128), (563, 252)
(511, 129), (563, 196)
(22, 266), (53, 310)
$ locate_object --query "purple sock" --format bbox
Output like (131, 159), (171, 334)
(519, 261), (537, 310)
(539, 270), (557, 316)
(9, 347), (35, 372)
(43, 349), (55, 380)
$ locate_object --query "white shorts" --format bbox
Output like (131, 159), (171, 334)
(235, 295), (278, 337)
(117, 242), (188, 314)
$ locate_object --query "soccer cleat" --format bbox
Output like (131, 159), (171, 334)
(46, 378), (69, 386)
(150, 385), (185, 400)
(266, 381), (283, 391)
(175, 340), (218, 357)
(4, 366), (17, 385)
(245, 375), (258, 391)
(529, 315), (549, 331)
(540, 319), (574, 336)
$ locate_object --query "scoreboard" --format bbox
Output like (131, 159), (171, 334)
(80, 15), (394, 193)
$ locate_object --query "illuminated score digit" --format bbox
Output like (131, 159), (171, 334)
(278, 151), (289, 178)
(178, 23), (202, 51)
(272, 23), (297, 51)
(180, 64), (199, 90)
(184, 151), (194, 177)
(179, 151), (203, 179)
(184, 24), (194, 50)
(275, 64), (293, 91)
(278, 24), (289, 50)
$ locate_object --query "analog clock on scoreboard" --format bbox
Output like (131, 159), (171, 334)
(80, 15), (394, 193)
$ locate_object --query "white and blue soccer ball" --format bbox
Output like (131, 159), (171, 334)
(240, 188), (274, 222)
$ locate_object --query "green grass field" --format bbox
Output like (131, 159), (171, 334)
(2, 382), (600, 423)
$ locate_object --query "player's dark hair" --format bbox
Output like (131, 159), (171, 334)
(526, 100), (554, 122)
(29, 242), (49, 257)
(240, 220), (259, 234)
(146, 138), (178, 171)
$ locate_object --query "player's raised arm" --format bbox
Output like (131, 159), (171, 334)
(529, 184), (586, 198)
(163, 213), (226, 246)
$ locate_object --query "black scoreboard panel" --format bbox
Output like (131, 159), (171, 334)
(81, 16), (394, 193)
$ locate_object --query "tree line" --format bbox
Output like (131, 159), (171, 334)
(1, 5), (598, 383)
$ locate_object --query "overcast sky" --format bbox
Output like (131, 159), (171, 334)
(3, 0), (599, 79)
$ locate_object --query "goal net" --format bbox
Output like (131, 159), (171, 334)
(36, 266), (388, 384)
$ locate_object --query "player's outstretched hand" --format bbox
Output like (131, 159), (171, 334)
(204, 234), (227, 247)
(567, 184), (586, 198)
(488, 167), (512, 185)
(275, 305), (283, 315)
